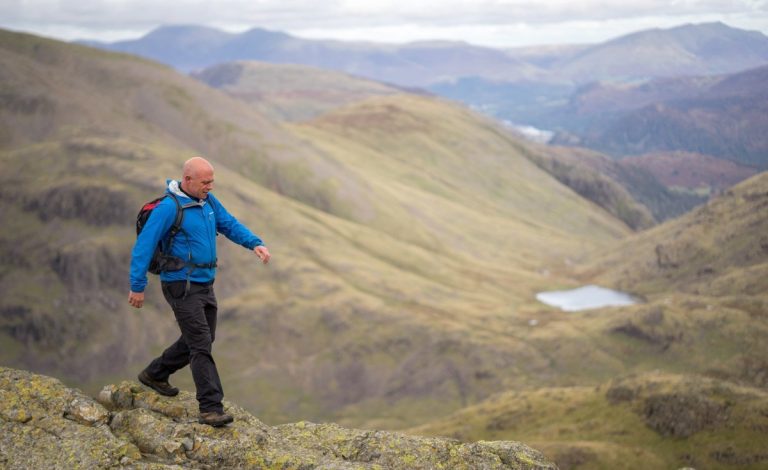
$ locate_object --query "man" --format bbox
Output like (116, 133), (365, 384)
(129, 156), (270, 427)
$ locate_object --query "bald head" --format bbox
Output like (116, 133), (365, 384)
(183, 157), (214, 178)
(181, 157), (215, 199)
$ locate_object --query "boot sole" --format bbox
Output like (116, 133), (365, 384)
(138, 373), (179, 397)
(198, 415), (234, 427)
(198, 418), (233, 427)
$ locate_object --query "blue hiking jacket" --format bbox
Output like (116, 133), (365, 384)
(130, 179), (264, 293)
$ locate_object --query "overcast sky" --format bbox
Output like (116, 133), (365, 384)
(2, 0), (767, 47)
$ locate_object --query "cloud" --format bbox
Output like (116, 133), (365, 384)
(1, 0), (766, 44)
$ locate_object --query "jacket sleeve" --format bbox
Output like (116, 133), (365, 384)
(209, 194), (264, 250)
(129, 199), (175, 293)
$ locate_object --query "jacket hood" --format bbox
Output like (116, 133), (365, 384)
(166, 179), (207, 206)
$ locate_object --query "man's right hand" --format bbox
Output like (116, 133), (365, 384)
(129, 291), (145, 309)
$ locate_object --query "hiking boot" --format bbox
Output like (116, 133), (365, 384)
(199, 411), (234, 427)
(138, 370), (179, 397)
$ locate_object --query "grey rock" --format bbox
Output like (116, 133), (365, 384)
(64, 396), (110, 426)
(1, 367), (558, 469)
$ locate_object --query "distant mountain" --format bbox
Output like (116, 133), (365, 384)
(555, 22), (768, 83)
(428, 22), (768, 145)
(504, 43), (591, 69)
(85, 22), (768, 90)
(549, 75), (718, 134)
(85, 25), (542, 87)
(558, 64), (768, 169)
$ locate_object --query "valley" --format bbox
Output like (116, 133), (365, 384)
(1, 23), (767, 470)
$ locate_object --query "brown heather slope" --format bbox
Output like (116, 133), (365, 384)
(620, 151), (759, 193)
(521, 144), (706, 224)
(566, 65), (768, 169)
(0, 29), (631, 430)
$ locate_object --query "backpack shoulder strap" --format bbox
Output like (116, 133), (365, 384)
(166, 192), (184, 238)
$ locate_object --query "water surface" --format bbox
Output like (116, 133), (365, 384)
(536, 285), (638, 312)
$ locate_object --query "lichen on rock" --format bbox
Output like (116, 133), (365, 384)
(0, 367), (142, 469)
(1, 367), (557, 469)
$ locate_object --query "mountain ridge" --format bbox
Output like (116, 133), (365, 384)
(0, 366), (557, 469)
(568, 64), (768, 168)
(556, 22), (768, 82)
(81, 22), (768, 87)
(87, 24), (542, 86)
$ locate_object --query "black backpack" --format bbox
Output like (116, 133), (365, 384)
(136, 193), (185, 274)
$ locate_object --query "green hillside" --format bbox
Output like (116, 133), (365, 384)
(407, 172), (768, 468)
(410, 372), (768, 469)
(585, 171), (768, 299)
(0, 29), (632, 429)
(574, 171), (768, 391)
(533, 145), (707, 223)
(193, 61), (402, 122)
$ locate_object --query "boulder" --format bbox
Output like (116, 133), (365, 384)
(1, 367), (557, 469)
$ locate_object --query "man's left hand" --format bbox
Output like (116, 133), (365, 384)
(254, 245), (271, 264)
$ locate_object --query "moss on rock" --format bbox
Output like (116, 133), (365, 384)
(1, 367), (557, 469)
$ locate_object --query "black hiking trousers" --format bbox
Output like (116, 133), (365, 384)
(144, 280), (224, 413)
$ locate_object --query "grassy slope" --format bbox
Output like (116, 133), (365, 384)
(0, 29), (374, 400)
(408, 171), (768, 468)
(192, 61), (402, 122)
(209, 94), (636, 427)
(409, 372), (768, 470)
(577, 171), (768, 389)
(517, 143), (657, 230)
(0, 29), (632, 429)
(584, 171), (768, 298)
(197, 59), (663, 234)
(535, 145), (708, 223)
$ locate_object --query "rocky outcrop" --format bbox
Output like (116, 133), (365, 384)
(643, 393), (728, 438)
(605, 373), (736, 439)
(0, 367), (557, 469)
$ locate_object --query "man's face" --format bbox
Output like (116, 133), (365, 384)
(185, 167), (215, 199)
